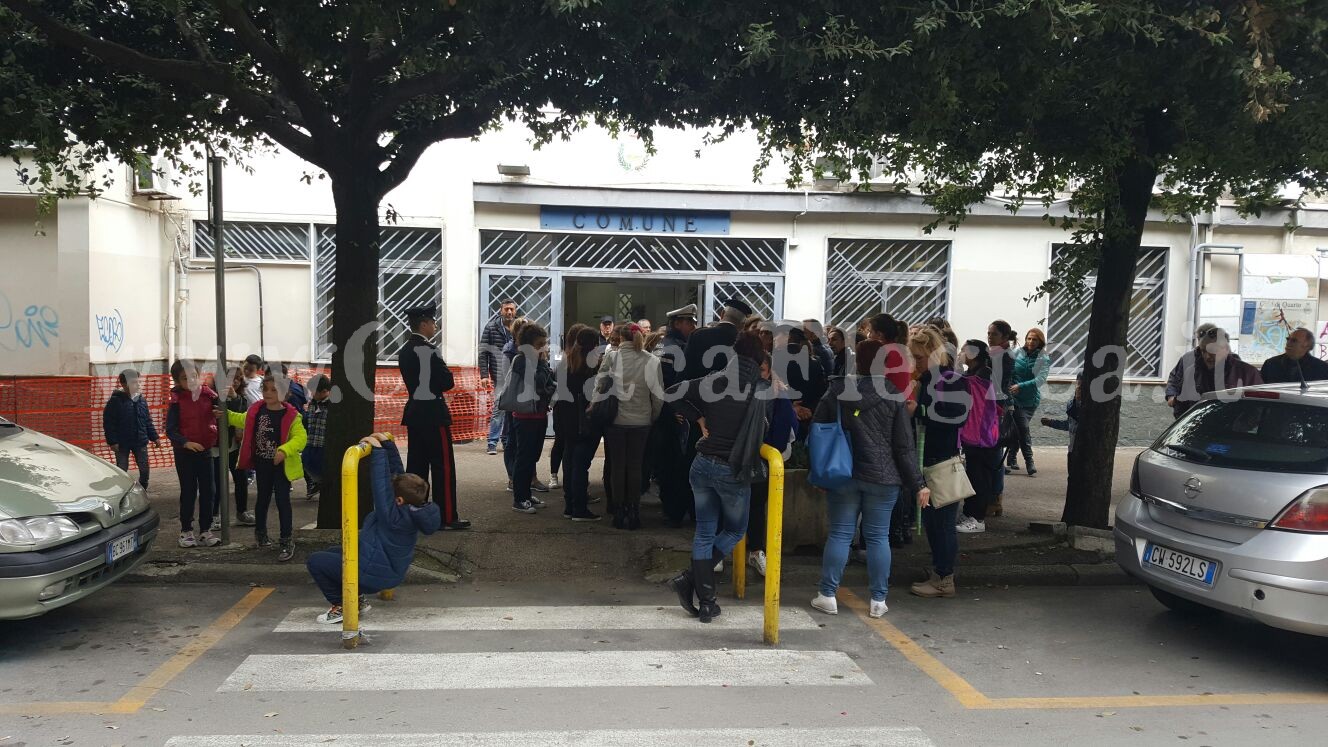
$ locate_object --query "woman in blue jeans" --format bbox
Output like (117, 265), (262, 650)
(810, 340), (929, 619)
(664, 332), (768, 623)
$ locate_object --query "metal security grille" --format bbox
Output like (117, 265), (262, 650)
(1046, 245), (1168, 378)
(709, 279), (781, 321)
(482, 273), (555, 335)
(313, 225), (444, 362)
(824, 239), (950, 327)
(194, 220), (311, 261)
(480, 231), (785, 273)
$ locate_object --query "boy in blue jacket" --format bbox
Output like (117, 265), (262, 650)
(103, 369), (161, 489)
(306, 434), (441, 624)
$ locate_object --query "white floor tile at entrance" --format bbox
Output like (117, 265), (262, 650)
(166, 727), (933, 747)
(220, 649), (872, 691)
(273, 605), (822, 633)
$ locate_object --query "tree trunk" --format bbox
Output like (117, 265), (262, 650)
(316, 173), (382, 529)
(1062, 156), (1159, 529)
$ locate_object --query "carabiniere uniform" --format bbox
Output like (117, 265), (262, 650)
(397, 303), (470, 530)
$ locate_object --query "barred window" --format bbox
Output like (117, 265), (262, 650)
(824, 239), (950, 327)
(1046, 245), (1168, 378)
(193, 221), (311, 262)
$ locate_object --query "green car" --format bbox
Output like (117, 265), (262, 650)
(0, 416), (159, 619)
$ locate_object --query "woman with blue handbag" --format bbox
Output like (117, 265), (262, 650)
(809, 339), (929, 620)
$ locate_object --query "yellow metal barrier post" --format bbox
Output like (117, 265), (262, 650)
(340, 441), (371, 649)
(760, 444), (784, 646)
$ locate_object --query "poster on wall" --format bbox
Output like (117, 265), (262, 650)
(1317, 321), (1328, 361)
(1240, 299), (1318, 365)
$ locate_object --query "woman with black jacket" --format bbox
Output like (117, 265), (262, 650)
(549, 323), (588, 491)
(810, 340), (929, 620)
(664, 332), (768, 624)
(909, 327), (970, 600)
(508, 322), (557, 515)
(558, 327), (602, 521)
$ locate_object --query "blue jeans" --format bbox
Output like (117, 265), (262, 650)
(922, 502), (960, 577)
(820, 480), (899, 602)
(486, 402), (505, 448)
(306, 547), (382, 606)
(690, 455), (751, 560)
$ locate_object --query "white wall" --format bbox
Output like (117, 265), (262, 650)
(0, 197), (64, 375)
(86, 198), (172, 366)
(182, 264), (312, 364)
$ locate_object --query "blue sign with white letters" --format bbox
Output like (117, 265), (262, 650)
(540, 206), (730, 235)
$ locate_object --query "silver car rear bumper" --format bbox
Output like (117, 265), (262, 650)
(1115, 497), (1328, 637)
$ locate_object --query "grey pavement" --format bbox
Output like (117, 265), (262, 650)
(4, 581), (1325, 746)
(130, 440), (1144, 588)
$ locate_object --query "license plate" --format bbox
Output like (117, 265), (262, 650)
(106, 532), (138, 564)
(1143, 542), (1216, 585)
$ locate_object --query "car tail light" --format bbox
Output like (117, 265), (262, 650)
(1270, 487), (1328, 533)
(1130, 457), (1142, 498)
(1244, 390), (1280, 400)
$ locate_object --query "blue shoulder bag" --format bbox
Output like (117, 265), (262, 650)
(808, 397), (854, 490)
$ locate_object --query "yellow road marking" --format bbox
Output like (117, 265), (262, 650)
(840, 588), (1328, 711)
(839, 590), (992, 708)
(0, 587), (271, 717)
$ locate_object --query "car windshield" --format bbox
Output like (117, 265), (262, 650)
(0, 416), (20, 438)
(1157, 398), (1328, 473)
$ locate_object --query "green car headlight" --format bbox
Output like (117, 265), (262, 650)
(0, 516), (81, 546)
(119, 483), (149, 516)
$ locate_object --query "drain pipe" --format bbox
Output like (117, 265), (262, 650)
(1188, 241), (1243, 333)
(187, 264), (266, 356)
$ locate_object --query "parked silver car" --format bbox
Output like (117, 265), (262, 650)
(1115, 383), (1328, 636)
(0, 416), (159, 619)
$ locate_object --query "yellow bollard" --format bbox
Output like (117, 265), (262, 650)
(340, 442), (371, 649)
(761, 444), (785, 647)
(340, 433), (394, 650)
(733, 535), (747, 600)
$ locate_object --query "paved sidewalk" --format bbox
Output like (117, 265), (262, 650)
(127, 442), (1143, 587)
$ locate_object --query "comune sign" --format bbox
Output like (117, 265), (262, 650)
(539, 206), (730, 235)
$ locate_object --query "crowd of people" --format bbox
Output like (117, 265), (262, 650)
(477, 297), (1064, 622)
(99, 295), (1328, 625)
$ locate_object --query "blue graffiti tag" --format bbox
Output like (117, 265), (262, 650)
(95, 308), (125, 352)
(0, 289), (60, 352)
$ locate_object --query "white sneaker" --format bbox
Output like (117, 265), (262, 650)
(178, 531), (197, 548)
(549, 474), (560, 490)
(869, 600), (889, 618)
(956, 517), (986, 534)
(748, 550), (767, 577)
(811, 593), (838, 615)
(199, 531), (222, 547)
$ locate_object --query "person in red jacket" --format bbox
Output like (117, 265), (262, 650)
(165, 359), (220, 549)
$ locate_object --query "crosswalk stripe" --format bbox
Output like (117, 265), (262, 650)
(166, 727), (933, 746)
(219, 649), (872, 691)
(273, 605), (823, 633)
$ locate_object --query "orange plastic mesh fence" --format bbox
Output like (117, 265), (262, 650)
(0, 367), (492, 469)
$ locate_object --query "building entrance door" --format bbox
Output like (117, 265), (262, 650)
(563, 276), (702, 335)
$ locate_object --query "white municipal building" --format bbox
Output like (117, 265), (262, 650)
(3, 123), (1328, 386)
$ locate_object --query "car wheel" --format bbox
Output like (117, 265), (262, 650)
(1148, 585), (1220, 617)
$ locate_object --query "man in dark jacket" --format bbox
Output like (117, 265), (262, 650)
(1166, 327), (1263, 417)
(397, 303), (469, 529)
(306, 436), (440, 623)
(479, 299), (517, 454)
(1260, 327), (1328, 385)
(655, 304), (700, 526)
(103, 369), (161, 489)
(682, 299), (749, 380)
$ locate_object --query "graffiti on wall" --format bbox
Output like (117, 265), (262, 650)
(0, 288), (60, 352)
(95, 308), (126, 352)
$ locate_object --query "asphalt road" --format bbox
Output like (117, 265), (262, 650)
(3, 581), (1326, 746)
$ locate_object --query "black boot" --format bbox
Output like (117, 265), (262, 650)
(612, 506), (627, 529)
(693, 557), (721, 623)
(627, 504), (642, 531)
(668, 568), (699, 617)
(1025, 452), (1037, 476)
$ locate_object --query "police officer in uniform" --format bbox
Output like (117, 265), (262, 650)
(682, 298), (750, 380)
(398, 303), (471, 530)
(654, 304), (700, 526)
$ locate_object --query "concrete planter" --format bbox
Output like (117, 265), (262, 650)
(778, 468), (828, 550)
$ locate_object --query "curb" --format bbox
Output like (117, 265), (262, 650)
(123, 559), (460, 586)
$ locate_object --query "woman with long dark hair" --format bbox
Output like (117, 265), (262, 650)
(508, 322), (556, 515)
(560, 326), (603, 521)
(665, 333), (768, 623)
(549, 323), (588, 491)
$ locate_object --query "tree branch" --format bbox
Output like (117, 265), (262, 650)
(378, 109), (489, 192)
(210, 0), (338, 141)
(0, 0), (324, 166)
